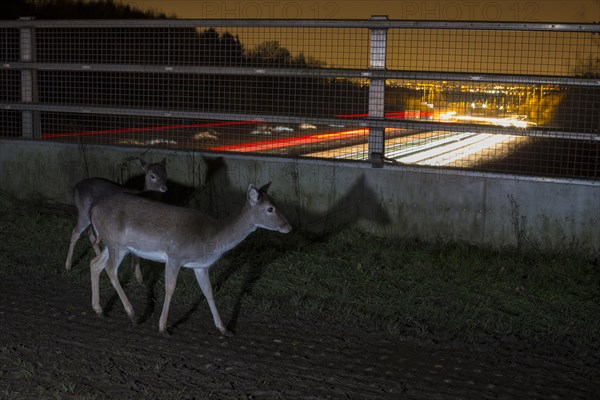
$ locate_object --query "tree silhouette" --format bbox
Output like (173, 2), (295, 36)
(247, 41), (326, 68)
(2, 0), (369, 133)
(248, 41), (292, 66)
(2, 0), (165, 19)
(573, 54), (600, 78)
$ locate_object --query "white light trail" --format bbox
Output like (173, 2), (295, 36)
(386, 132), (475, 159)
(395, 133), (492, 164)
(416, 134), (514, 166)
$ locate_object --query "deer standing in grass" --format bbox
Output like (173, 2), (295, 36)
(89, 182), (291, 336)
(65, 157), (168, 283)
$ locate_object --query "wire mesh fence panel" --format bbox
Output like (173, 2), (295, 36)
(0, 70), (20, 102)
(0, 27), (19, 61)
(35, 26), (369, 69)
(0, 110), (22, 138)
(0, 28), (21, 137)
(39, 112), (255, 150)
(27, 24), (370, 158)
(387, 28), (598, 76)
(382, 26), (600, 179)
(0, 19), (599, 179)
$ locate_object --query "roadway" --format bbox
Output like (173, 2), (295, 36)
(41, 118), (527, 169)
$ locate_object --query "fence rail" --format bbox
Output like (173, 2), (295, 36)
(1, 17), (599, 179)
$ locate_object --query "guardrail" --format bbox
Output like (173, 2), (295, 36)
(1, 17), (599, 178)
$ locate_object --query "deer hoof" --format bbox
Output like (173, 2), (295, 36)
(160, 329), (172, 338)
(220, 328), (235, 337)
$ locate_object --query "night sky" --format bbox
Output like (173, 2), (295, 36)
(111, 1), (599, 78)
(120, 1), (598, 22)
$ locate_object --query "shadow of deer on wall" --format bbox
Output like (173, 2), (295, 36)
(169, 157), (391, 333)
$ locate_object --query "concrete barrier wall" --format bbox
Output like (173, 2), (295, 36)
(2, 139), (599, 255)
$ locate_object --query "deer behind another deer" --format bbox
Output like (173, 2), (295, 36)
(65, 157), (168, 280)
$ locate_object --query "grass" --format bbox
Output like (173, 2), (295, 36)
(232, 230), (600, 348)
(1, 191), (599, 352)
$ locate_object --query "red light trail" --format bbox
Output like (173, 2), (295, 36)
(40, 114), (414, 154)
(209, 129), (369, 153)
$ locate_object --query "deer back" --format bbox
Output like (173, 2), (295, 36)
(90, 184), (291, 266)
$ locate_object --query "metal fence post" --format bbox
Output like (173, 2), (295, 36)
(368, 15), (388, 168)
(19, 17), (40, 139)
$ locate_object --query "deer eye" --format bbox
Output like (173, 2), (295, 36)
(150, 174), (156, 180)
(267, 207), (274, 213)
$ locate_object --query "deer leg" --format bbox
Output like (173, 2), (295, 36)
(104, 250), (136, 325)
(132, 255), (144, 284)
(158, 261), (182, 336)
(194, 267), (233, 337)
(88, 228), (101, 257)
(90, 247), (109, 316)
(65, 216), (91, 271)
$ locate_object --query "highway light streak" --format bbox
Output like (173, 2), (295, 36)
(407, 133), (514, 166)
(335, 111), (433, 119)
(439, 112), (536, 128)
(386, 132), (475, 160)
(394, 133), (487, 164)
(41, 116), (521, 167)
(418, 133), (513, 166)
(337, 131), (460, 160)
(209, 128), (369, 153)
(312, 129), (520, 167)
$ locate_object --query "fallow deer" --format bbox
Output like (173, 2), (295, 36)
(89, 182), (291, 336)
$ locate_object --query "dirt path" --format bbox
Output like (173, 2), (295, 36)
(1, 270), (598, 399)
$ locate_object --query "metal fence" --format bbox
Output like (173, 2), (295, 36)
(1, 18), (599, 179)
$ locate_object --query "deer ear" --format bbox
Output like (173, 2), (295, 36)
(258, 181), (272, 193)
(247, 184), (260, 204)
(161, 157), (167, 167)
(139, 157), (148, 171)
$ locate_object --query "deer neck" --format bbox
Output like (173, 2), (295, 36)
(211, 204), (257, 253)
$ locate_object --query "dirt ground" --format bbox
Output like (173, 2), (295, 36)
(1, 267), (599, 400)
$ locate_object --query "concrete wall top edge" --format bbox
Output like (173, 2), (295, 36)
(2, 138), (599, 189)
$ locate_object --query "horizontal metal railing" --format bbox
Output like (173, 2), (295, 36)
(1, 18), (599, 177)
